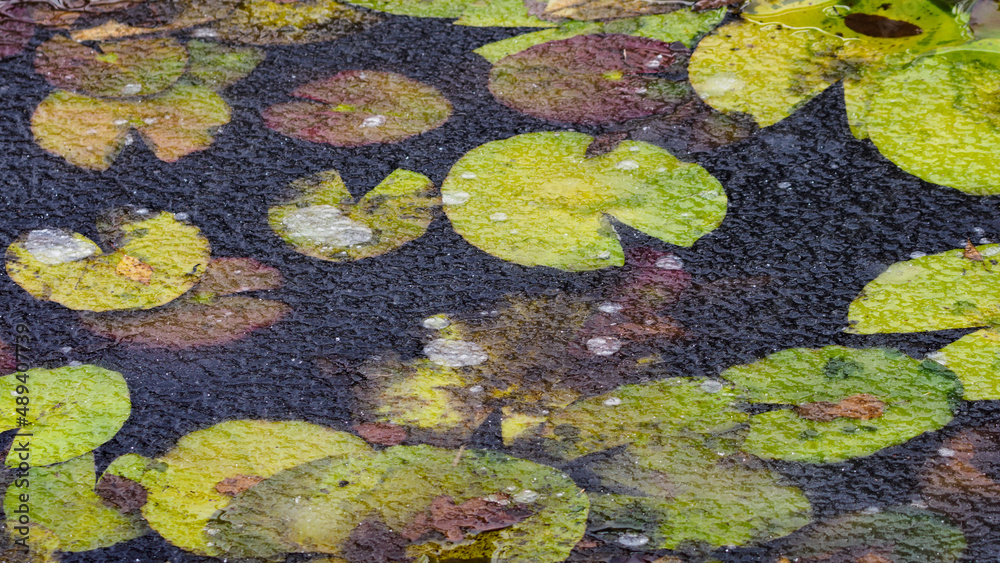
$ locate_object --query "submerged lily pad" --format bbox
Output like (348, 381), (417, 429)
(861, 40), (1000, 194)
(32, 84), (232, 171)
(688, 0), (968, 127)
(209, 0), (379, 44)
(848, 244), (1000, 333)
(921, 425), (1000, 541)
(772, 506), (965, 563)
(263, 70), (452, 147)
(723, 347), (961, 463)
(6, 210), (210, 311)
(185, 40), (265, 90)
(35, 35), (188, 98)
(0, 365), (130, 467)
(103, 420), (371, 556)
(269, 168), (437, 261)
(3, 453), (148, 552)
(79, 257), (290, 348)
(933, 329), (1000, 400)
(489, 34), (690, 124)
(441, 131), (726, 270)
(214, 445), (587, 562)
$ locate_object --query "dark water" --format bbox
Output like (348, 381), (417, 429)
(1, 12), (999, 563)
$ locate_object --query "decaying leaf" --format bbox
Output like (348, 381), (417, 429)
(216, 474), (267, 496)
(793, 393), (885, 422)
(354, 423), (409, 446)
(96, 473), (148, 513)
(402, 494), (532, 542)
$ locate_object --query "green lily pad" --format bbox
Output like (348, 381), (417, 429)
(185, 40), (265, 90)
(441, 131), (726, 270)
(722, 346), (961, 463)
(540, 377), (748, 461)
(103, 420), (371, 556)
(269, 168), (437, 261)
(78, 258), (290, 348)
(6, 210), (210, 311)
(848, 243), (1000, 333)
(586, 440), (811, 550)
(34, 35), (188, 98)
(31, 83), (231, 171)
(474, 9), (724, 63)
(931, 329), (1000, 400)
(536, 0), (683, 21)
(772, 506), (965, 563)
(212, 445), (588, 562)
(209, 0), (380, 45)
(489, 34), (692, 124)
(453, 0), (555, 27)
(688, 0), (968, 127)
(262, 70), (452, 147)
(0, 365), (130, 467)
(861, 40), (1000, 194)
(3, 453), (148, 552)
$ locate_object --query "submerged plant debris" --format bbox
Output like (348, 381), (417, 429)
(2, 0), (1000, 561)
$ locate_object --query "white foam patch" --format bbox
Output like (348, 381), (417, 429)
(360, 115), (387, 128)
(424, 339), (488, 367)
(24, 229), (97, 265)
(282, 205), (373, 247)
(587, 336), (622, 356)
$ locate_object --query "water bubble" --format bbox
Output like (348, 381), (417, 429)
(908, 251), (927, 259)
(596, 251), (612, 260)
(68, 360), (83, 367)
(442, 191), (470, 206)
(617, 532), (649, 548)
(603, 397), (623, 406)
(422, 316), (450, 330)
(173, 212), (190, 221)
(489, 212), (508, 222)
(861, 506), (881, 515)
(142, 117), (157, 125)
(911, 499), (929, 509)
(135, 208), (150, 215)
(777, 181), (792, 189)
(513, 490), (540, 503)
(461, 172), (477, 179)
(121, 83), (142, 96)
(654, 255), (683, 270)
(113, 118), (128, 126)
(424, 339), (488, 367)
(468, 385), (484, 393)
(597, 302), (623, 314)
(615, 160), (640, 170)
(191, 28), (219, 38)
(24, 229), (97, 265)
(700, 380), (725, 393)
(587, 336), (622, 356)
(925, 351), (947, 366)
(984, 246), (1000, 257)
(360, 115), (387, 128)
(938, 447), (956, 458)
(698, 190), (721, 200)
(60, 347), (73, 354)
(282, 205), (373, 246)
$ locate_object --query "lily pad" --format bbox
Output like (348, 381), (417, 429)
(0, 365), (130, 467)
(688, 0), (968, 127)
(0, 20), (35, 59)
(103, 420), (371, 556)
(3, 453), (148, 552)
(269, 168), (437, 261)
(441, 131), (726, 270)
(262, 70), (452, 147)
(209, 0), (380, 45)
(79, 258), (290, 348)
(861, 40), (1000, 195)
(930, 329), (1000, 400)
(185, 40), (265, 90)
(722, 346), (961, 463)
(489, 34), (691, 124)
(772, 506), (965, 563)
(32, 83), (231, 171)
(921, 425), (1000, 540)
(6, 210), (210, 311)
(35, 35), (188, 98)
(847, 243), (1000, 333)
(535, 0), (682, 21)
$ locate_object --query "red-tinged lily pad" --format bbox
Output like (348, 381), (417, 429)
(0, 20), (34, 59)
(489, 34), (689, 124)
(78, 257), (290, 348)
(35, 35), (189, 98)
(208, 0), (380, 45)
(263, 70), (452, 147)
(531, 0), (681, 21)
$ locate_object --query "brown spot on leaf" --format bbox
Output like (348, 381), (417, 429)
(116, 254), (153, 284)
(341, 519), (413, 563)
(964, 239), (984, 262)
(354, 422), (408, 446)
(402, 494), (533, 542)
(795, 393), (885, 422)
(585, 131), (629, 158)
(692, 0), (744, 11)
(215, 474), (265, 496)
(95, 473), (147, 513)
(843, 13), (922, 38)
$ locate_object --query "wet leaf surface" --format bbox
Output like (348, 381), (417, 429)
(933, 329), (1000, 400)
(208, 0), (380, 45)
(6, 210), (210, 311)
(489, 34), (690, 124)
(442, 132), (726, 270)
(269, 168), (437, 260)
(0, 365), (130, 467)
(263, 70), (452, 146)
(534, 0), (682, 21)
(96, 473), (149, 513)
(723, 346), (961, 463)
(848, 243), (1000, 333)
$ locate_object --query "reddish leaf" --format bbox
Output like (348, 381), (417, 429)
(0, 20), (34, 59)
(95, 473), (148, 513)
(192, 257), (283, 297)
(342, 519), (413, 563)
(215, 474), (266, 496)
(402, 494), (533, 542)
(354, 423), (408, 446)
